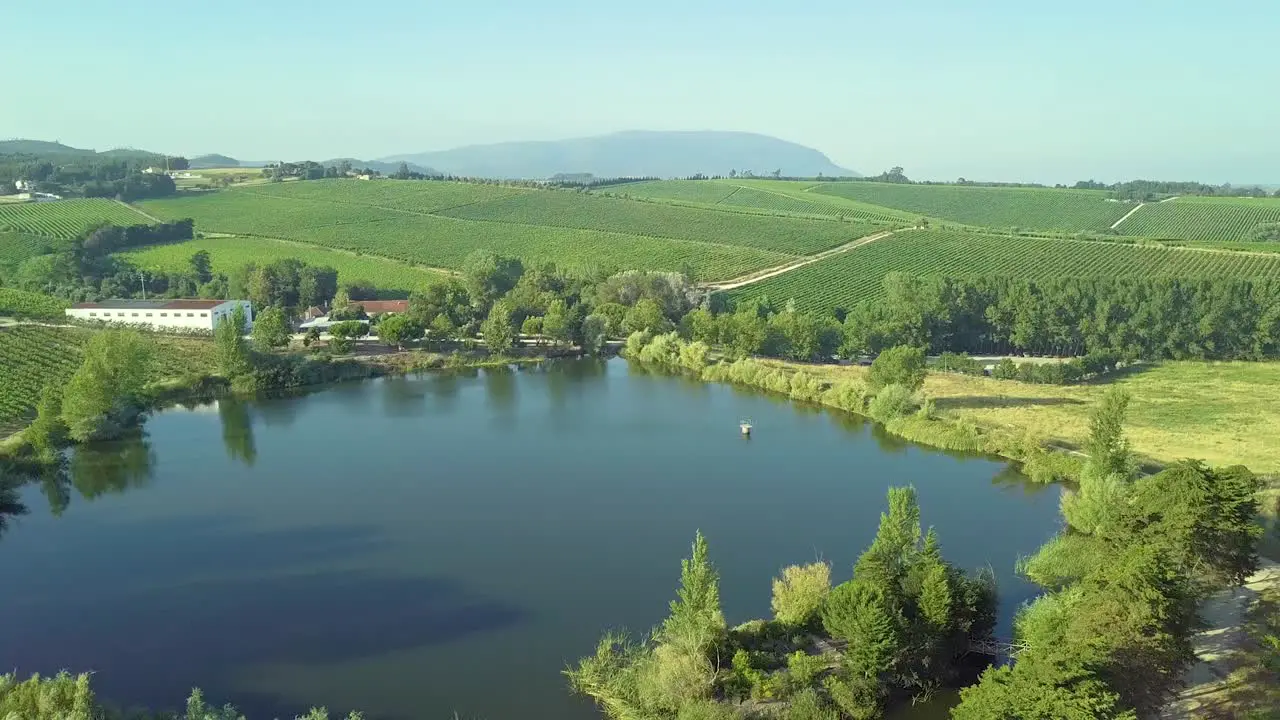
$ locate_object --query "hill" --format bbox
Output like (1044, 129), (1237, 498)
(0, 139), (87, 155)
(0, 140), (169, 162)
(189, 154), (241, 169)
(189, 154), (439, 175)
(379, 130), (859, 180)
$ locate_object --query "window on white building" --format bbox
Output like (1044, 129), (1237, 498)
(89, 312), (96, 317)
(160, 313), (167, 317)
(200, 312), (208, 317)
(146, 313), (153, 317)
(117, 312), (125, 317)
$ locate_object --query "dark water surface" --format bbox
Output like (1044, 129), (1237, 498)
(0, 359), (1061, 719)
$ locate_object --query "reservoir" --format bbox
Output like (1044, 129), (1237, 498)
(0, 359), (1061, 719)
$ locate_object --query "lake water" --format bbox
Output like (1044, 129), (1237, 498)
(0, 359), (1061, 720)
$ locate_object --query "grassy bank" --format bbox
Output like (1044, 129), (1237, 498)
(756, 358), (1280, 474)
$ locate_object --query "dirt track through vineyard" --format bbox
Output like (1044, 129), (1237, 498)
(702, 230), (894, 290)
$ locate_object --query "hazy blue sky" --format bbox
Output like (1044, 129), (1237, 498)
(4, 0), (1276, 183)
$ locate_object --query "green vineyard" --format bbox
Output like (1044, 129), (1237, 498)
(121, 236), (449, 297)
(0, 198), (156, 239)
(437, 190), (874, 255)
(0, 287), (70, 319)
(0, 326), (86, 434)
(241, 178), (527, 213)
(604, 180), (741, 205)
(727, 229), (1280, 314)
(139, 192), (400, 236)
(717, 185), (909, 224)
(600, 179), (914, 224)
(1116, 197), (1280, 242)
(810, 182), (1132, 232)
(0, 326), (218, 435)
(138, 184), (803, 279)
(0, 231), (63, 268)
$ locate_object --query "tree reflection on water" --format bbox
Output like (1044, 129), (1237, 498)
(218, 398), (257, 467)
(0, 431), (157, 522)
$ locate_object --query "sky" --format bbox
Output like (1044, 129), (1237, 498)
(4, 0), (1277, 184)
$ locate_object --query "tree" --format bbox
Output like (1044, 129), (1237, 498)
(1085, 387), (1133, 479)
(332, 287), (352, 313)
(917, 560), (952, 633)
(624, 298), (671, 334)
(376, 313), (422, 350)
(520, 315), (543, 345)
(771, 562), (831, 628)
(463, 250), (524, 307)
(251, 306), (290, 350)
(61, 330), (153, 441)
(189, 250), (213, 284)
(214, 306), (252, 377)
(581, 314), (608, 356)
(868, 345), (926, 392)
(681, 308), (719, 344)
(482, 300), (516, 354)
(26, 384), (66, 458)
(298, 266), (338, 309)
(327, 320), (366, 353)
(429, 313), (457, 343)
(822, 580), (901, 682)
(660, 531), (725, 657)
(543, 299), (574, 345)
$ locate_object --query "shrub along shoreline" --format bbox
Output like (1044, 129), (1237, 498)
(625, 330), (1085, 484)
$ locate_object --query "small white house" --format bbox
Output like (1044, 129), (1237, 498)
(66, 299), (253, 332)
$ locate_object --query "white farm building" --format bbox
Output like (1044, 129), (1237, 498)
(65, 299), (253, 332)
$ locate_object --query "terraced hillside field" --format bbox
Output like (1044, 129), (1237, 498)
(0, 326), (216, 435)
(0, 287), (69, 319)
(438, 190), (875, 255)
(728, 229), (1280, 314)
(138, 189), (795, 280)
(121, 236), (449, 297)
(1116, 196), (1280, 242)
(0, 198), (155, 238)
(810, 182), (1132, 232)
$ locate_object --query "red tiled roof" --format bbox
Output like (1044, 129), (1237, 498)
(161, 299), (227, 310)
(353, 300), (409, 313)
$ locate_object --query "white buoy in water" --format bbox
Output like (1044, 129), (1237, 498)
(740, 420), (753, 436)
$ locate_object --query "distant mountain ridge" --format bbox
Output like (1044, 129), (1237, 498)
(189, 154), (241, 169)
(378, 130), (859, 180)
(0, 140), (164, 160)
(4, 132), (855, 180)
(319, 158), (439, 176)
(189, 154), (438, 175)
